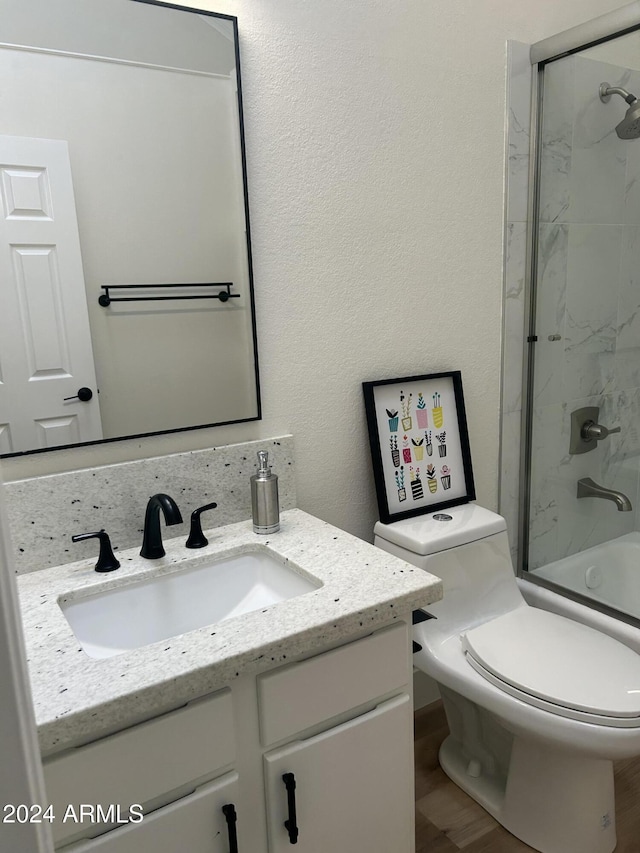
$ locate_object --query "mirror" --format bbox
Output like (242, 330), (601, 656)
(0, 0), (260, 457)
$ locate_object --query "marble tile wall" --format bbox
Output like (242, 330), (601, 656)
(501, 45), (640, 571)
(4, 436), (295, 574)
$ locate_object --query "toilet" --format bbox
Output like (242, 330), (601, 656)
(374, 503), (640, 853)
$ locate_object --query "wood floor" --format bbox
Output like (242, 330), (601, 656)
(414, 702), (640, 852)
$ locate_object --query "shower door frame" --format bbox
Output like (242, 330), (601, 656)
(517, 4), (640, 620)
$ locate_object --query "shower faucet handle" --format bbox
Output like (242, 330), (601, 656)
(581, 421), (621, 441)
(569, 406), (620, 455)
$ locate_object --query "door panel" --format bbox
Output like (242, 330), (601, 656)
(0, 135), (102, 452)
(264, 694), (414, 853)
(11, 245), (73, 377)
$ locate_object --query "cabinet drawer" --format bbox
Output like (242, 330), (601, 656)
(62, 772), (240, 853)
(44, 689), (234, 847)
(258, 622), (410, 745)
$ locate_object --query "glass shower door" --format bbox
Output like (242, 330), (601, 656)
(525, 34), (640, 618)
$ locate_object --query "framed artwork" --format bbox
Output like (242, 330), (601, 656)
(362, 371), (476, 524)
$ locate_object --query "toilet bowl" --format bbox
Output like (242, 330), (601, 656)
(374, 503), (640, 853)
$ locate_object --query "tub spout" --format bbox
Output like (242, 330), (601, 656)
(576, 477), (632, 511)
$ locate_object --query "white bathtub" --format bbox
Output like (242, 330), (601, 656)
(519, 533), (640, 654)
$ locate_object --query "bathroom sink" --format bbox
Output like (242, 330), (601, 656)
(60, 549), (321, 659)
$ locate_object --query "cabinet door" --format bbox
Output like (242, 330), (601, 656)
(63, 772), (241, 853)
(264, 694), (414, 853)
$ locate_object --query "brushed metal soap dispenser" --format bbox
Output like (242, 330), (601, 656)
(251, 450), (280, 534)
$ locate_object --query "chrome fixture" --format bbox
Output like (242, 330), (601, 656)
(576, 477), (632, 512)
(140, 493), (183, 559)
(599, 82), (640, 139)
(569, 406), (620, 455)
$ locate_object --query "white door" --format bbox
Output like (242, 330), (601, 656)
(65, 773), (241, 853)
(0, 135), (102, 453)
(264, 694), (415, 853)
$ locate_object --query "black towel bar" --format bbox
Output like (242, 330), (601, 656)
(98, 282), (238, 307)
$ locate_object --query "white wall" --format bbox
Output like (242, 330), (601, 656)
(0, 0), (626, 546)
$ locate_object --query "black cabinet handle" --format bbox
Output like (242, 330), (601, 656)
(222, 803), (238, 853)
(282, 772), (299, 844)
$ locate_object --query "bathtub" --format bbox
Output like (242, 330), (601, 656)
(518, 532), (640, 654)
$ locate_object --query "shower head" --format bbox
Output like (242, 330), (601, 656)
(617, 103), (640, 139)
(599, 82), (640, 139)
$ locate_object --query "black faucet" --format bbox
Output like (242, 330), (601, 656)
(71, 530), (120, 572)
(140, 493), (183, 559)
(185, 501), (218, 548)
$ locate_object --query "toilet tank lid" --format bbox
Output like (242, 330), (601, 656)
(373, 503), (507, 555)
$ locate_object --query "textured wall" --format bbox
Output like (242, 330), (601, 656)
(1, 0), (625, 548)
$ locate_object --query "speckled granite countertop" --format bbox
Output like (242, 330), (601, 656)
(17, 509), (442, 756)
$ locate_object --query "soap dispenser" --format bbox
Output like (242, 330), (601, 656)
(251, 450), (280, 534)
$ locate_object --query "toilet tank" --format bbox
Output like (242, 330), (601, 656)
(374, 504), (524, 629)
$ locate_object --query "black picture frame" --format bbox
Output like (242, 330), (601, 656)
(363, 371), (476, 524)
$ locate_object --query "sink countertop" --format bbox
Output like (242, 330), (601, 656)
(17, 509), (442, 755)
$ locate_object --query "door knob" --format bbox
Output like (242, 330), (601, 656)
(64, 387), (93, 402)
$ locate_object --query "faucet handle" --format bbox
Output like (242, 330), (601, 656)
(581, 421), (621, 441)
(71, 530), (120, 572)
(570, 406), (621, 454)
(186, 502), (218, 549)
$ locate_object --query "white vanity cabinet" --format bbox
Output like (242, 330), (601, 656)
(43, 621), (414, 853)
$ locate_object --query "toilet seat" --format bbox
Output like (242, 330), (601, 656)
(461, 607), (640, 728)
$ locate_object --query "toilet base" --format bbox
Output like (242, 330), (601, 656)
(439, 733), (617, 853)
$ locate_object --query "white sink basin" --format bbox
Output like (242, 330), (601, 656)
(60, 549), (321, 659)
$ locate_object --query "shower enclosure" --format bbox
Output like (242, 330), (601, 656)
(518, 7), (640, 628)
